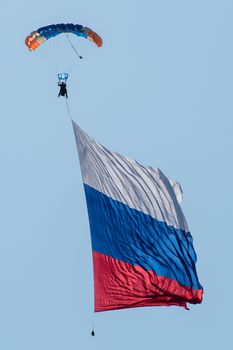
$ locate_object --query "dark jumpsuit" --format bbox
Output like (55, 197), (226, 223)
(58, 82), (68, 98)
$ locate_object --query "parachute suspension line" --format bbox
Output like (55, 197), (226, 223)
(66, 34), (83, 60)
(49, 38), (59, 74)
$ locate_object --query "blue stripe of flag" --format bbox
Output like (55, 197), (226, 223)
(84, 183), (202, 291)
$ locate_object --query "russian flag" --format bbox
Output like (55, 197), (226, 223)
(73, 122), (203, 312)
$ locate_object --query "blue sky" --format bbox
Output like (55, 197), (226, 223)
(1, 1), (232, 349)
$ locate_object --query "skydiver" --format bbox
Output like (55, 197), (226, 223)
(58, 81), (68, 98)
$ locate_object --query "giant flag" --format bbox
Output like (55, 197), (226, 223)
(73, 121), (203, 312)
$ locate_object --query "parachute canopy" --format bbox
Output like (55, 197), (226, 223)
(25, 23), (103, 51)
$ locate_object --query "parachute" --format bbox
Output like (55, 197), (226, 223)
(25, 23), (103, 51)
(25, 23), (103, 100)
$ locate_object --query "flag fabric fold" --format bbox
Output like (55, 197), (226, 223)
(73, 121), (203, 312)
